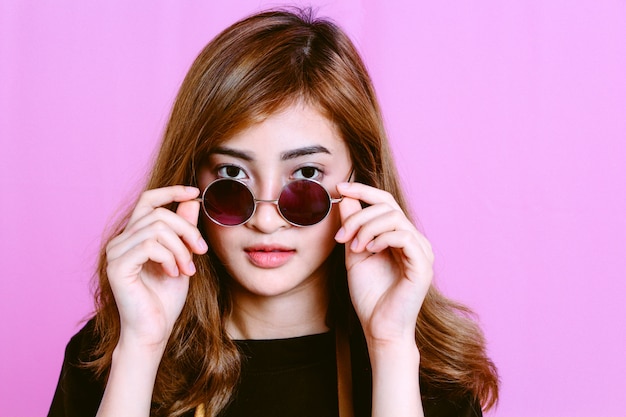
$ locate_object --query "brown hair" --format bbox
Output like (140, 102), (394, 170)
(89, 8), (498, 416)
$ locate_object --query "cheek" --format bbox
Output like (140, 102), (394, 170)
(309, 209), (342, 249)
(201, 220), (235, 260)
(326, 206), (342, 233)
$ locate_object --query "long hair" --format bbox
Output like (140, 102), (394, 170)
(89, 8), (498, 416)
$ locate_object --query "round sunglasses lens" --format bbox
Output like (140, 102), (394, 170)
(278, 180), (331, 226)
(203, 180), (254, 226)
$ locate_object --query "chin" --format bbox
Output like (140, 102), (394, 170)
(227, 267), (324, 298)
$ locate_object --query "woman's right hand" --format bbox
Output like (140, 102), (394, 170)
(105, 186), (208, 352)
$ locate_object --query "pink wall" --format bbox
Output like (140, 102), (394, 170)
(1, 1), (624, 416)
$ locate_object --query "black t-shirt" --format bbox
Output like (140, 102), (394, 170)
(48, 320), (482, 417)
(221, 332), (338, 416)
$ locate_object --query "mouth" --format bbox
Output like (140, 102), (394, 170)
(244, 245), (296, 268)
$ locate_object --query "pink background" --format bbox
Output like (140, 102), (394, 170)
(1, 1), (625, 416)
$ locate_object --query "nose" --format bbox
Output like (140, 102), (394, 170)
(245, 184), (290, 233)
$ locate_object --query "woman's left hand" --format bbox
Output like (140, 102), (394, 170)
(334, 182), (434, 347)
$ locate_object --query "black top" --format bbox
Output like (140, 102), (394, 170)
(221, 332), (338, 416)
(48, 320), (482, 417)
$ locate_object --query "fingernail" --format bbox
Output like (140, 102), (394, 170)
(188, 261), (196, 275)
(185, 186), (198, 193)
(197, 237), (208, 251)
(337, 182), (349, 191)
(335, 228), (345, 240)
(350, 238), (359, 251)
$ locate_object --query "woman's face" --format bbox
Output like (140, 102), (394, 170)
(198, 103), (352, 299)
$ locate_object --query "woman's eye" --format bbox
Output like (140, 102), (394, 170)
(293, 166), (322, 180)
(217, 165), (246, 179)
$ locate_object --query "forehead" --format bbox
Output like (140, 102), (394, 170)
(218, 103), (347, 157)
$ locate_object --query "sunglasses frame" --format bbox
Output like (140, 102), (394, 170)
(198, 176), (348, 227)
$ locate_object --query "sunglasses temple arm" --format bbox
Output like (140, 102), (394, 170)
(347, 169), (355, 182)
(331, 169), (355, 204)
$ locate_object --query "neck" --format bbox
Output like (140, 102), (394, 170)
(225, 277), (331, 340)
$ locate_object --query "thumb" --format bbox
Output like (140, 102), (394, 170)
(336, 195), (370, 270)
(176, 199), (201, 227)
(337, 195), (362, 225)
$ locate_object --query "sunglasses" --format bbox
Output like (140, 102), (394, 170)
(198, 172), (352, 227)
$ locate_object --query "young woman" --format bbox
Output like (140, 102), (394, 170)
(49, 8), (498, 417)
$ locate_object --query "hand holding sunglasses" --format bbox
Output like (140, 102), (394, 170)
(333, 181), (434, 346)
(105, 186), (208, 348)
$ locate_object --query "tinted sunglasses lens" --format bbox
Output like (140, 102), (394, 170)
(204, 180), (254, 226)
(278, 180), (331, 226)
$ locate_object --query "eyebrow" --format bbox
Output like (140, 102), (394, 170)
(210, 145), (331, 161)
(280, 145), (331, 160)
(210, 146), (254, 161)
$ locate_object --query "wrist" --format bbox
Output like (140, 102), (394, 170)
(113, 335), (168, 366)
(367, 337), (421, 366)
(367, 337), (423, 417)
(117, 324), (171, 352)
(366, 333), (419, 353)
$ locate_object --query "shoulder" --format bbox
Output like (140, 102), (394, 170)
(63, 318), (99, 361)
(48, 318), (106, 417)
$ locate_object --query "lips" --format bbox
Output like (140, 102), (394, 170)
(244, 245), (296, 268)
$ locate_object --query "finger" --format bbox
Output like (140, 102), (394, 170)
(365, 231), (434, 285)
(175, 200), (206, 274)
(337, 182), (401, 210)
(108, 222), (198, 276)
(335, 203), (397, 245)
(124, 207), (207, 255)
(415, 234), (435, 264)
(348, 210), (414, 253)
(335, 195), (362, 242)
(176, 199), (201, 227)
(107, 238), (182, 280)
(335, 195), (374, 270)
(128, 186), (200, 227)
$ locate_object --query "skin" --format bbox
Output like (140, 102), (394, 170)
(97, 103), (433, 417)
